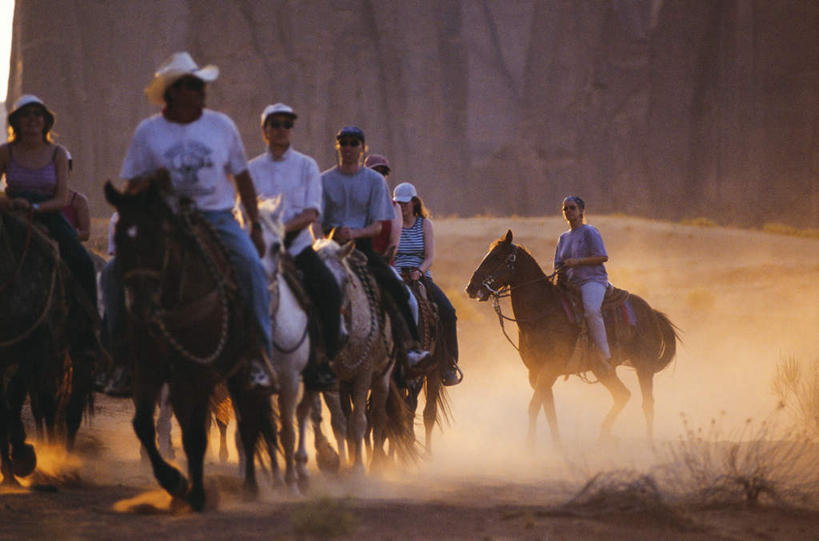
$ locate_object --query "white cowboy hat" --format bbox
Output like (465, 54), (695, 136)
(144, 52), (219, 105)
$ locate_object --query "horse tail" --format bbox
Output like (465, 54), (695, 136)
(653, 310), (680, 372)
(383, 378), (420, 464)
(424, 373), (452, 429)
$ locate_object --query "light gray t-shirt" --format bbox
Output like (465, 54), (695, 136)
(320, 165), (394, 230)
(553, 224), (608, 286)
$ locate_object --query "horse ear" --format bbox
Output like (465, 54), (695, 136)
(340, 241), (355, 258)
(504, 230), (513, 243)
(104, 180), (123, 208)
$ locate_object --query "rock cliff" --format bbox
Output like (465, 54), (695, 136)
(8, 0), (819, 227)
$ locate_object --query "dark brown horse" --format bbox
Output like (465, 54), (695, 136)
(0, 207), (96, 485)
(104, 171), (274, 510)
(466, 230), (678, 443)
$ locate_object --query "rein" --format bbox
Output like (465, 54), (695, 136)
(0, 208), (34, 295)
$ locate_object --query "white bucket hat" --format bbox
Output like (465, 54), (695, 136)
(144, 52), (219, 105)
(260, 103), (297, 126)
(393, 182), (418, 203)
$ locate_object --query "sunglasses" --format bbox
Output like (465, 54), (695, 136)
(373, 166), (390, 176)
(562, 205), (578, 211)
(17, 108), (45, 118)
(267, 119), (294, 129)
(172, 77), (205, 91)
(338, 139), (361, 147)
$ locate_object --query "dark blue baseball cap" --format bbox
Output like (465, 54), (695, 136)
(336, 125), (365, 143)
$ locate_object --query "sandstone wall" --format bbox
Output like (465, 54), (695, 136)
(8, 0), (819, 227)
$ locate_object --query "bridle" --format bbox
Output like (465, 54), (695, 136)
(479, 244), (557, 352)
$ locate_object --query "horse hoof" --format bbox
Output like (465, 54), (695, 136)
(187, 488), (207, 512)
(1, 470), (21, 487)
(242, 481), (259, 502)
(297, 475), (309, 495)
(11, 443), (37, 478)
(159, 467), (188, 498)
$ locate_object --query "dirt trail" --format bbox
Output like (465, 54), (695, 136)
(2, 216), (818, 540)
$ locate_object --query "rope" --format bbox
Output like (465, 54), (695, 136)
(338, 255), (379, 373)
(150, 208), (230, 365)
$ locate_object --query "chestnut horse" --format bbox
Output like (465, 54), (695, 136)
(466, 230), (678, 442)
(104, 171), (273, 510)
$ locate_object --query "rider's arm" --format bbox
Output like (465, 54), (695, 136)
(283, 208), (318, 233)
(73, 191), (91, 241)
(350, 220), (382, 240)
(417, 218), (435, 274)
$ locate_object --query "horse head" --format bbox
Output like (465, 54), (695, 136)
(104, 169), (178, 320)
(466, 229), (521, 301)
(313, 238), (355, 293)
(255, 195), (285, 280)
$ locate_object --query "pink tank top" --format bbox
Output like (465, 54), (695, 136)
(5, 145), (59, 196)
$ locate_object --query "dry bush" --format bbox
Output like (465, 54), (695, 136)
(681, 217), (718, 227)
(290, 497), (357, 538)
(772, 355), (819, 439)
(659, 412), (819, 508)
(762, 222), (819, 239)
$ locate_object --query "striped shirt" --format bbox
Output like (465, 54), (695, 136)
(394, 216), (430, 276)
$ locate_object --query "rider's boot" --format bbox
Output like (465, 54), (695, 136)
(442, 362), (463, 386)
(247, 352), (279, 393)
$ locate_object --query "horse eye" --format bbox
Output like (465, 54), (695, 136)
(127, 225), (138, 238)
(507, 253), (516, 263)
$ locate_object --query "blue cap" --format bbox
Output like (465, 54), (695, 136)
(336, 126), (365, 143)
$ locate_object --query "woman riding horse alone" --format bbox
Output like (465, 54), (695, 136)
(554, 196), (612, 374)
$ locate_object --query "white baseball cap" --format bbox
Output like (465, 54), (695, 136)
(260, 103), (298, 126)
(393, 182), (418, 203)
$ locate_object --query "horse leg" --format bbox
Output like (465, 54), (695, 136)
(528, 370), (560, 447)
(349, 379), (368, 473)
(217, 418), (229, 463)
(322, 391), (346, 467)
(597, 369), (631, 440)
(169, 379), (210, 512)
(423, 374), (442, 456)
(0, 379), (22, 486)
(156, 384), (174, 459)
(293, 391), (314, 490)
(637, 369), (655, 440)
(132, 376), (188, 499)
(227, 378), (262, 499)
(277, 370), (300, 492)
(369, 371), (391, 469)
(7, 368), (36, 480)
(65, 348), (96, 452)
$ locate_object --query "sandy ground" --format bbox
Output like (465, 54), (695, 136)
(2, 215), (819, 540)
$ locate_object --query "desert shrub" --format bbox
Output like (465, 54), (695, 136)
(660, 413), (819, 508)
(771, 355), (819, 440)
(680, 217), (718, 227)
(762, 222), (819, 239)
(290, 497), (356, 538)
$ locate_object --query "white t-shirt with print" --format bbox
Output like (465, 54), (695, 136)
(248, 147), (322, 255)
(120, 110), (249, 212)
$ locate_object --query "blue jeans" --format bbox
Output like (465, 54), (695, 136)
(200, 210), (273, 359)
(101, 256), (126, 356)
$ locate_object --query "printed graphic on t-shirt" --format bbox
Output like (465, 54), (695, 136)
(163, 141), (215, 195)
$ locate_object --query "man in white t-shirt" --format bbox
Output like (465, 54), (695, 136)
(119, 52), (274, 389)
(248, 103), (344, 390)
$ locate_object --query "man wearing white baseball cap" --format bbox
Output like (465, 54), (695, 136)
(120, 52), (275, 390)
(248, 103), (345, 390)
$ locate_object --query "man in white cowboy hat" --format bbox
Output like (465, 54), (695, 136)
(120, 51), (275, 390)
(247, 103), (345, 390)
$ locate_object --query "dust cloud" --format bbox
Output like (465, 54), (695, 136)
(13, 214), (819, 514)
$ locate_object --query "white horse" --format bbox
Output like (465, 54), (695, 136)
(256, 196), (313, 492)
